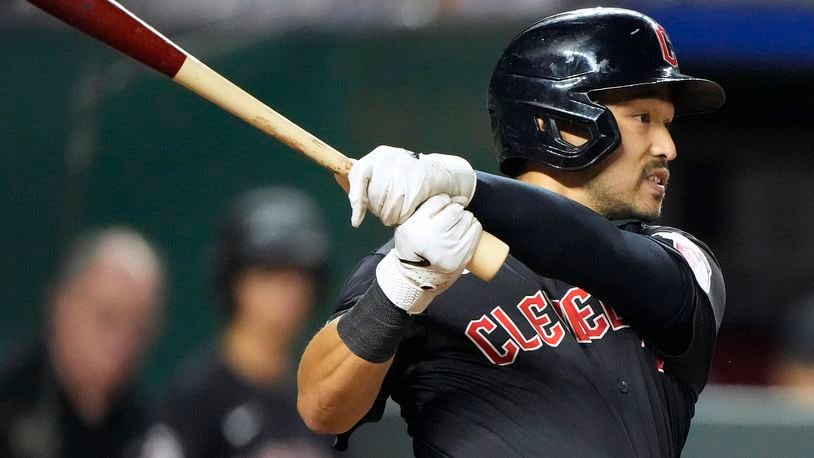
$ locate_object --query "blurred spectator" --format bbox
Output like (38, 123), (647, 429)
(0, 227), (165, 457)
(141, 187), (334, 457)
(772, 294), (814, 404)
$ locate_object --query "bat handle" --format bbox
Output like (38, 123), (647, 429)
(468, 230), (509, 281)
(339, 168), (508, 280)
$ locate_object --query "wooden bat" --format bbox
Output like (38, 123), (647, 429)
(27, 0), (509, 281)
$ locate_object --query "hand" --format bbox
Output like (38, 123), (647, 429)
(376, 194), (482, 314)
(348, 145), (476, 227)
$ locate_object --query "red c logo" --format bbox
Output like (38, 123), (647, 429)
(655, 24), (678, 67)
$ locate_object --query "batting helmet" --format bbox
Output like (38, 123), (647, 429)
(488, 7), (725, 174)
(213, 186), (329, 318)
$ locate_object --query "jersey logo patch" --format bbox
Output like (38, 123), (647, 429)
(652, 231), (712, 294)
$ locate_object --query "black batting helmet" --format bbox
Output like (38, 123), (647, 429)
(488, 7), (725, 174)
(213, 186), (329, 318)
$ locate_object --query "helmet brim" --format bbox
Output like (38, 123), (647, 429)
(590, 76), (725, 117)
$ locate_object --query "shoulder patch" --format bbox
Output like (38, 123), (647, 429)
(651, 231), (712, 294)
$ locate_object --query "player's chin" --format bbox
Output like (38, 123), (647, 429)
(626, 198), (663, 222)
(640, 202), (663, 222)
(634, 190), (664, 220)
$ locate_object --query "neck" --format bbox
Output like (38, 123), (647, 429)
(223, 320), (290, 387)
(516, 169), (601, 214)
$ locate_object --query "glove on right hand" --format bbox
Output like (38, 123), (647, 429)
(376, 194), (482, 315)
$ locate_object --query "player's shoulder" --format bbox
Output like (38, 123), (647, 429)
(147, 346), (232, 454)
(641, 225), (718, 264)
(642, 224), (722, 297)
(161, 344), (229, 405)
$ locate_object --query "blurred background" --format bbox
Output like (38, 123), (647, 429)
(3, 0), (814, 455)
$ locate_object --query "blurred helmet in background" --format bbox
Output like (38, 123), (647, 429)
(213, 186), (329, 318)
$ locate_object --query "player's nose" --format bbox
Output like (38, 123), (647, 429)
(651, 127), (677, 161)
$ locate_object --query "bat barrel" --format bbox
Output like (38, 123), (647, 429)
(29, 0), (187, 77)
(25, 0), (508, 281)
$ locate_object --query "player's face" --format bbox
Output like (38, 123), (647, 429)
(51, 251), (163, 395)
(585, 88), (676, 221)
(233, 267), (317, 343)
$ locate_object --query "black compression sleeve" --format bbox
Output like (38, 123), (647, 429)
(337, 281), (412, 363)
(468, 172), (696, 340)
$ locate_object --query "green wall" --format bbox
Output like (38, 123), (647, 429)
(2, 25), (514, 391)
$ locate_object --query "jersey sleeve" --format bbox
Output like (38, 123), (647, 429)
(644, 226), (726, 393)
(645, 228), (725, 331)
(330, 241), (392, 318)
(467, 172), (724, 357)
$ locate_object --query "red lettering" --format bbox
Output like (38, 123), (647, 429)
(655, 24), (678, 67)
(491, 306), (542, 351)
(517, 291), (565, 347)
(465, 314), (519, 366)
(601, 301), (628, 330)
(560, 288), (609, 343)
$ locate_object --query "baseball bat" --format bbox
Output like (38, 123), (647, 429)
(27, 0), (508, 281)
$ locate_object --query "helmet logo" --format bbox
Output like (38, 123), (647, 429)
(655, 24), (678, 67)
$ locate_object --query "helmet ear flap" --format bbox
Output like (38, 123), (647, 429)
(490, 77), (622, 172)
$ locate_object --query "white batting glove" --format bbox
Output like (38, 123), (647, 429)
(348, 145), (476, 227)
(376, 194), (482, 315)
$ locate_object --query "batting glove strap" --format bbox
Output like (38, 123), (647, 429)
(375, 250), (436, 315)
(336, 280), (412, 363)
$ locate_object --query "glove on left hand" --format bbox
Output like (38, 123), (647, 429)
(348, 145), (476, 227)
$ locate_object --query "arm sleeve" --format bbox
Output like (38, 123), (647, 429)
(645, 227), (726, 392)
(468, 172), (722, 354)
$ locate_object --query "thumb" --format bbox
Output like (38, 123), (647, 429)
(350, 198), (366, 228)
(348, 160), (371, 228)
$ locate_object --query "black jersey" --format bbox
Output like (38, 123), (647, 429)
(0, 339), (148, 458)
(141, 347), (334, 458)
(333, 174), (725, 457)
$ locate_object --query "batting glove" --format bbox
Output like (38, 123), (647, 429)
(348, 145), (476, 227)
(376, 194), (482, 315)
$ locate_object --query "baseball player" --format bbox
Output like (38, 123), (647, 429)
(298, 7), (726, 457)
(142, 187), (335, 457)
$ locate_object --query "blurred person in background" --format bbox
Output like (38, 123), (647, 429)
(141, 186), (334, 457)
(0, 227), (166, 457)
